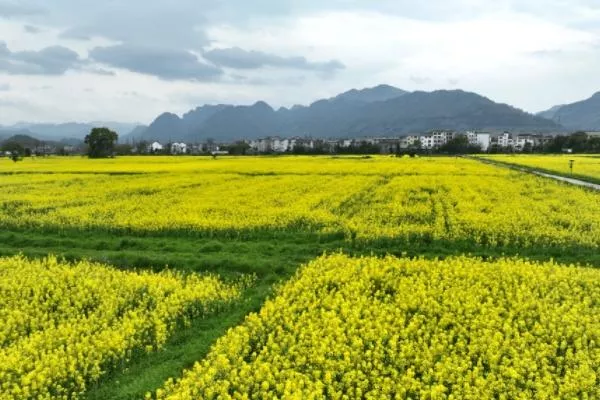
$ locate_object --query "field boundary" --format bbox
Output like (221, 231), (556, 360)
(469, 156), (600, 191)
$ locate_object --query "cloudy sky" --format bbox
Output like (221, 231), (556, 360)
(1, 0), (599, 124)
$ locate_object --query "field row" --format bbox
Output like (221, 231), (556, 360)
(154, 254), (600, 399)
(1, 156), (600, 249)
(4, 253), (598, 399)
(0, 255), (246, 400)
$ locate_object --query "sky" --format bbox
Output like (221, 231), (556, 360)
(0, 0), (599, 125)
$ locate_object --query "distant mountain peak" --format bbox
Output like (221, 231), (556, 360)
(0, 121), (141, 140)
(333, 84), (408, 103)
(538, 91), (600, 130)
(156, 112), (181, 120)
(252, 100), (273, 110)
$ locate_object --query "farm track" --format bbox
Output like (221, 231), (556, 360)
(470, 156), (600, 191)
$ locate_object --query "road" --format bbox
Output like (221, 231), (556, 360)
(470, 157), (600, 191)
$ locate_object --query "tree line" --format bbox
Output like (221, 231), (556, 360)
(3, 129), (600, 160)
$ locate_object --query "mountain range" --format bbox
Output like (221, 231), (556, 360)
(537, 92), (600, 130)
(0, 122), (143, 143)
(129, 85), (565, 143)
(4, 85), (600, 144)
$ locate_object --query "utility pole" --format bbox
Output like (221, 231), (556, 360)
(569, 159), (575, 175)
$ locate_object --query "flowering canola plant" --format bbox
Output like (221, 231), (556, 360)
(1, 156), (599, 248)
(154, 254), (600, 400)
(0, 255), (244, 400)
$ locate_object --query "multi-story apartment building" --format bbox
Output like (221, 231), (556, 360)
(466, 131), (491, 151)
(419, 131), (455, 149)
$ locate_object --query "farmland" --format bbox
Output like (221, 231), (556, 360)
(2, 156), (600, 248)
(1, 155), (600, 399)
(0, 255), (244, 400)
(155, 254), (600, 399)
(480, 154), (600, 184)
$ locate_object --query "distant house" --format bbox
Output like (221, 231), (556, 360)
(341, 139), (353, 148)
(257, 138), (273, 153)
(514, 134), (536, 151)
(419, 131), (454, 150)
(149, 142), (163, 152)
(400, 135), (420, 149)
(274, 138), (293, 153)
(171, 142), (187, 154)
(492, 132), (514, 148)
(466, 131), (491, 151)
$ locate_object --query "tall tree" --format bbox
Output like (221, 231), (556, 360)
(439, 135), (481, 154)
(84, 127), (118, 158)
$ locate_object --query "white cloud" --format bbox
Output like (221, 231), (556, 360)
(0, 0), (598, 123)
(208, 9), (599, 111)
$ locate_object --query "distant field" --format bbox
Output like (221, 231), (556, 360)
(480, 154), (600, 183)
(2, 155), (600, 399)
(2, 155), (600, 248)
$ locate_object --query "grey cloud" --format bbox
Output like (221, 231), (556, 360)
(7, 1), (600, 47)
(24, 24), (42, 33)
(83, 67), (116, 76)
(448, 78), (460, 86)
(210, 0), (504, 24)
(0, 41), (80, 75)
(204, 47), (345, 75)
(0, 83), (9, 91)
(56, 1), (211, 49)
(59, 29), (91, 41)
(0, 1), (45, 17)
(89, 44), (223, 81)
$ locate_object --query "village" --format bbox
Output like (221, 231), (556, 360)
(138, 130), (600, 155)
(3, 129), (600, 158)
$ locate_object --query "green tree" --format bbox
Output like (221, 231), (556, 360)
(439, 135), (481, 154)
(225, 141), (251, 155)
(84, 127), (118, 158)
(1, 141), (25, 155)
(136, 140), (149, 155)
(566, 131), (589, 153)
(115, 143), (133, 155)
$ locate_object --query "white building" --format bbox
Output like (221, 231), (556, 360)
(149, 142), (163, 152)
(249, 137), (305, 153)
(466, 131), (491, 151)
(514, 135), (535, 150)
(419, 131), (454, 149)
(256, 138), (272, 153)
(272, 137), (290, 153)
(171, 142), (188, 154)
(341, 139), (353, 148)
(494, 133), (514, 148)
(400, 135), (420, 148)
(420, 135), (434, 149)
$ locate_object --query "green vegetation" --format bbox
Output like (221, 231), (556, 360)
(85, 127), (119, 158)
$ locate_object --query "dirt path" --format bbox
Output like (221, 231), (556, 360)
(470, 157), (600, 191)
